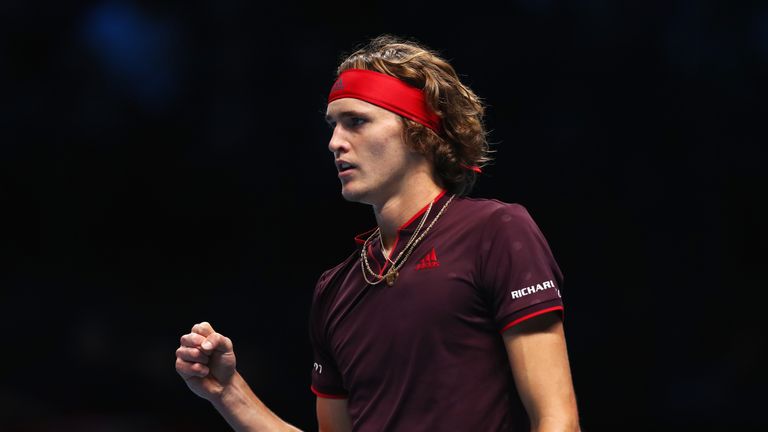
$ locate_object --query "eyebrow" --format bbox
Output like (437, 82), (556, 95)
(325, 110), (368, 124)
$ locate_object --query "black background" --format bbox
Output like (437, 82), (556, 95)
(2, 0), (766, 430)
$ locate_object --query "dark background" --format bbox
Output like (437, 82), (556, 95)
(2, 0), (766, 430)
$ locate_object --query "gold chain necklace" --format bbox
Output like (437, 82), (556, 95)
(376, 197), (434, 270)
(360, 194), (455, 286)
(361, 200), (433, 286)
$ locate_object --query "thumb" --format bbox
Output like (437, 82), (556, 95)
(200, 332), (234, 355)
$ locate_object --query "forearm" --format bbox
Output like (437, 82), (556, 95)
(531, 415), (580, 432)
(211, 371), (302, 432)
(528, 390), (580, 432)
(502, 315), (580, 432)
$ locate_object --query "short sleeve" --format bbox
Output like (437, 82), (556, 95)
(477, 204), (564, 333)
(309, 272), (349, 399)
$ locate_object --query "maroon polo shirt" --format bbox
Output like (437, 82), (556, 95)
(310, 191), (564, 431)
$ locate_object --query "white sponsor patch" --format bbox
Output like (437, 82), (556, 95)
(510, 280), (556, 299)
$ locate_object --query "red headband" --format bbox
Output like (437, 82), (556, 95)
(328, 68), (441, 133)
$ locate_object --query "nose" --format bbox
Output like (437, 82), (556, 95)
(328, 124), (349, 156)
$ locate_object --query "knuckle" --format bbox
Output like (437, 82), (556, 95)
(182, 334), (201, 347)
(177, 361), (196, 375)
(177, 347), (191, 360)
(181, 348), (200, 361)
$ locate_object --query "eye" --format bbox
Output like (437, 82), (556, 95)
(348, 117), (367, 127)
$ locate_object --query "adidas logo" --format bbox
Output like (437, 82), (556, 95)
(415, 247), (440, 270)
(331, 78), (344, 92)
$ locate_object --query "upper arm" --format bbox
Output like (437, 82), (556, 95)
(316, 397), (352, 432)
(502, 313), (579, 431)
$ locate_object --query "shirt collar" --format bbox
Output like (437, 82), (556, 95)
(353, 189), (449, 245)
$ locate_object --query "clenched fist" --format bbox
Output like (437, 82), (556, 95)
(175, 321), (237, 401)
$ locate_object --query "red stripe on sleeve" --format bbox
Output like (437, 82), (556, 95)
(311, 385), (348, 399)
(499, 306), (564, 333)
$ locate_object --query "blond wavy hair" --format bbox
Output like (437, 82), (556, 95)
(336, 35), (491, 196)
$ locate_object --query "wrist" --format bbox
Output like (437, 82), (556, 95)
(211, 370), (246, 409)
(209, 371), (297, 432)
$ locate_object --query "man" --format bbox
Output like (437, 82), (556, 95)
(175, 35), (580, 431)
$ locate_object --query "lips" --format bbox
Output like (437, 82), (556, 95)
(336, 160), (356, 173)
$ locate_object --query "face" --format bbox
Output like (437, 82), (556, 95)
(326, 98), (419, 205)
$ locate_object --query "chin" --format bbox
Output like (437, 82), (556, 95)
(340, 184), (372, 204)
(340, 188), (364, 203)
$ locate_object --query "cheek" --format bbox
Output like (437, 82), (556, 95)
(373, 144), (407, 173)
(361, 120), (408, 163)
(378, 128), (409, 159)
(363, 139), (395, 164)
(365, 140), (386, 157)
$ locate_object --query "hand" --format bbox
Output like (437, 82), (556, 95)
(175, 321), (237, 401)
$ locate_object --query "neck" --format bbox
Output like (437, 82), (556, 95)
(374, 181), (444, 251)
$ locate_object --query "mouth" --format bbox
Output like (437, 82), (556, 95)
(336, 160), (356, 173)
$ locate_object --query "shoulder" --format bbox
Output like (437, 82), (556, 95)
(451, 196), (536, 230)
(313, 250), (358, 298)
(453, 196), (530, 215)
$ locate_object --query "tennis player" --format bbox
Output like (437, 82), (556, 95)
(176, 35), (580, 431)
